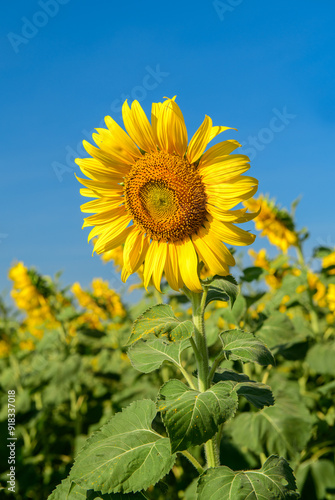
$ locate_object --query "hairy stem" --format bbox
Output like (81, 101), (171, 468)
(188, 287), (220, 468)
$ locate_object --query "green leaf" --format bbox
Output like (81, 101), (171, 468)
(69, 400), (175, 494)
(220, 330), (275, 365)
(127, 338), (190, 373)
(197, 455), (299, 499)
(127, 304), (193, 345)
(48, 477), (147, 499)
(158, 379), (238, 453)
(213, 370), (274, 409)
(313, 246), (332, 259)
(296, 459), (335, 500)
(229, 382), (313, 464)
(306, 342), (335, 376)
(241, 266), (264, 282)
(256, 312), (299, 353)
(204, 275), (239, 308)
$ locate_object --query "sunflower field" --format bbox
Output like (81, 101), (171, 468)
(1, 193), (335, 499)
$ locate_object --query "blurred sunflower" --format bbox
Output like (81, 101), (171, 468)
(76, 97), (258, 292)
(244, 195), (297, 253)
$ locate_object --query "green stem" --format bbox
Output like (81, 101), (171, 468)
(180, 450), (204, 475)
(188, 287), (220, 468)
(295, 244), (305, 267)
(178, 364), (196, 390)
(207, 353), (226, 386)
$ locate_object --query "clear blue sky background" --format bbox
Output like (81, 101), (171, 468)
(1, 0), (335, 295)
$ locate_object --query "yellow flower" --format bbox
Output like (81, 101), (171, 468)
(100, 245), (124, 269)
(9, 262), (59, 337)
(0, 339), (10, 358)
(19, 339), (35, 351)
(327, 284), (335, 312)
(307, 272), (327, 307)
(76, 97), (258, 292)
(248, 248), (269, 270)
(322, 251), (335, 275)
(244, 196), (297, 253)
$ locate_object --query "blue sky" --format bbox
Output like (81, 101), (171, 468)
(1, 0), (335, 295)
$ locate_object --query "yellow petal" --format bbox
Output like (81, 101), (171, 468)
(156, 99), (188, 156)
(93, 216), (132, 253)
(75, 175), (124, 198)
(123, 228), (150, 273)
(83, 140), (132, 169)
(208, 125), (236, 143)
(122, 100), (156, 152)
(92, 128), (138, 164)
(199, 155), (250, 184)
(175, 238), (202, 293)
(200, 140), (241, 168)
(206, 205), (260, 223)
(187, 115), (213, 164)
(165, 244), (183, 291)
(143, 240), (167, 292)
(81, 195), (124, 213)
(151, 101), (162, 145)
(82, 206), (126, 228)
(207, 217), (255, 246)
(193, 229), (231, 275)
(105, 115), (142, 160)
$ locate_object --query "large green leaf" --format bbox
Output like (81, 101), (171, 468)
(127, 338), (190, 373)
(127, 304), (193, 345)
(256, 312), (299, 353)
(204, 275), (239, 308)
(220, 330), (275, 365)
(296, 459), (335, 500)
(213, 369), (274, 409)
(158, 379), (238, 453)
(48, 477), (147, 499)
(69, 400), (175, 494)
(306, 342), (335, 376)
(229, 382), (313, 464)
(197, 455), (299, 499)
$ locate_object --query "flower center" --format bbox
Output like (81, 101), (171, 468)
(124, 151), (208, 241)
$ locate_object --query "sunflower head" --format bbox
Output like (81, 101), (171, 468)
(76, 97), (258, 292)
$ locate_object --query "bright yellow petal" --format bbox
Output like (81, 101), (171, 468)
(175, 238), (202, 293)
(193, 229), (231, 275)
(156, 98), (188, 156)
(199, 155), (250, 184)
(105, 115), (142, 160)
(93, 216), (132, 253)
(206, 205), (260, 223)
(123, 228), (150, 273)
(164, 244), (183, 291)
(82, 140), (133, 169)
(75, 175), (124, 198)
(207, 217), (255, 246)
(208, 125), (236, 143)
(206, 176), (258, 209)
(143, 240), (167, 292)
(82, 206), (126, 228)
(80, 195), (124, 213)
(122, 100), (156, 152)
(199, 140), (241, 168)
(187, 115), (213, 164)
(151, 101), (162, 145)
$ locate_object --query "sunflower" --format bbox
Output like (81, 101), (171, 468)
(244, 195), (297, 253)
(76, 97), (258, 293)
